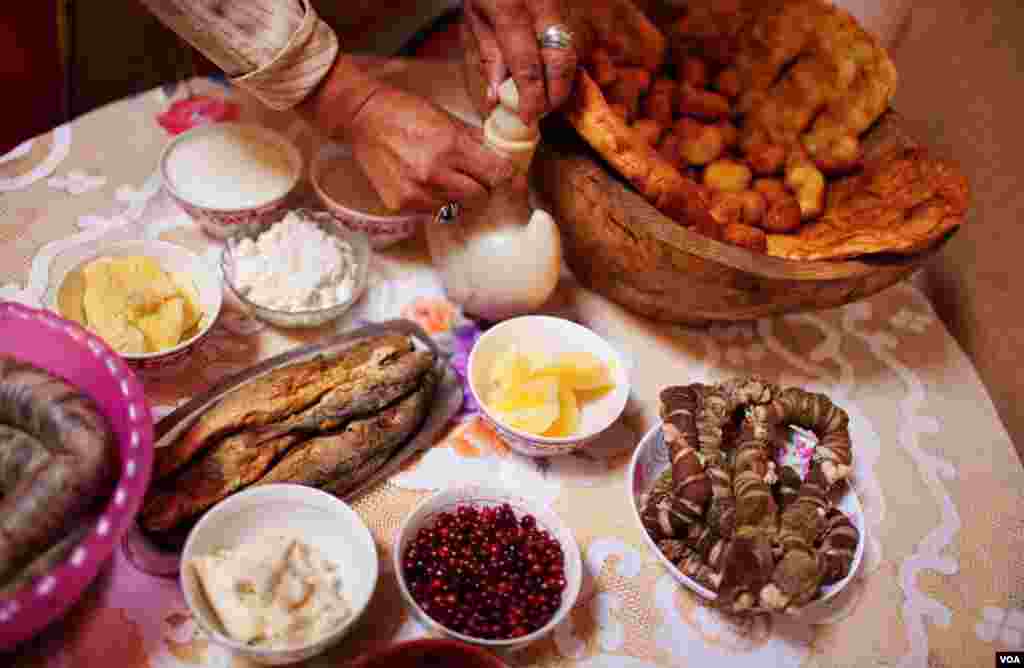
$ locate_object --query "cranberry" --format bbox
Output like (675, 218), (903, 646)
(403, 502), (567, 640)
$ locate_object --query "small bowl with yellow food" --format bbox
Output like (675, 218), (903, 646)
(467, 316), (630, 457)
(45, 239), (222, 374)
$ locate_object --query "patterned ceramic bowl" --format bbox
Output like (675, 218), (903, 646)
(180, 484), (378, 665)
(219, 209), (371, 329)
(310, 142), (425, 249)
(0, 302), (154, 651)
(627, 422), (866, 610)
(160, 123), (303, 240)
(467, 316), (631, 457)
(393, 486), (582, 653)
(43, 239), (223, 375)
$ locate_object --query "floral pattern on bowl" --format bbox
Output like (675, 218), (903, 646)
(169, 191), (294, 241)
(476, 413), (605, 457)
(159, 122), (303, 240)
(325, 206), (423, 250)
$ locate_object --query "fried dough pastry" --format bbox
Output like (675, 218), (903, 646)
(567, 0), (666, 70)
(565, 70), (715, 228)
(767, 148), (970, 260)
(674, 0), (897, 168)
(559, 0), (967, 261)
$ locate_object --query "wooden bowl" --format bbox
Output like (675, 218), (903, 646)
(532, 114), (954, 325)
(459, 13), (957, 326)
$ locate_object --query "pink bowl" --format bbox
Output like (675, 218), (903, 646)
(0, 302), (155, 651)
(344, 639), (507, 668)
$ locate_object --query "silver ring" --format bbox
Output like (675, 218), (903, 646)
(538, 24), (574, 50)
(435, 201), (461, 225)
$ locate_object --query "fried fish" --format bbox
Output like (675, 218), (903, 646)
(255, 350), (435, 439)
(140, 432), (304, 532)
(140, 351), (436, 532)
(154, 334), (413, 480)
(257, 369), (437, 490)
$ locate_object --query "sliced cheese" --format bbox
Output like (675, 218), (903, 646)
(189, 534), (350, 648)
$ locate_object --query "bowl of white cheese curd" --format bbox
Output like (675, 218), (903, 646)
(181, 484), (378, 665)
(161, 123), (303, 239)
(220, 209), (371, 328)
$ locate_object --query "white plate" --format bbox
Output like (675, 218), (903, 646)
(627, 422), (865, 610)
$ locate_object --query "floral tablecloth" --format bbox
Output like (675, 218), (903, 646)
(2, 60), (1022, 668)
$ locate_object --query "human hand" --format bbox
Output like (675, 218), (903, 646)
(345, 85), (516, 212)
(464, 0), (579, 124)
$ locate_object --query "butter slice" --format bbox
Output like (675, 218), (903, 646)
(190, 534), (350, 648)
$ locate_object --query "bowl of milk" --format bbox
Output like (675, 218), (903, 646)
(161, 123), (303, 239)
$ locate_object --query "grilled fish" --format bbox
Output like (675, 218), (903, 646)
(140, 432), (304, 532)
(254, 350), (435, 439)
(139, 351), (435, 532)
(155, 334), (413, 480)
(257, 369), (438, 490)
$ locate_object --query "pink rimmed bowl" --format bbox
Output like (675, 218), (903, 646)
(0, 302), (155, 650)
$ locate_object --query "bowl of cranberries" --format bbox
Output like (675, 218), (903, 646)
(393, 486), (582, 651)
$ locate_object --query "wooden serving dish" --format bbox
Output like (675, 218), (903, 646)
(460, 4), (958, 326)
(532, 113), (953, 325)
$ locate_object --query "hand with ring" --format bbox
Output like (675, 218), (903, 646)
(464, 0), (580, 125)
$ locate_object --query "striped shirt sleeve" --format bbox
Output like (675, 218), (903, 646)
(140, 0), (339, 110)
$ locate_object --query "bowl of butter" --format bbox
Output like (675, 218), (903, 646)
(46, 239), (222, 374)
(180, 484), (378, 665)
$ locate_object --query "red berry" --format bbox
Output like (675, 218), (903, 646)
(401, 502), (566, 641)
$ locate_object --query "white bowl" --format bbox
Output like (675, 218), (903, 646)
(393, 486), (582, 652)
(181, 484), (378, 665)
(627, 422), (865, 610)
(467, 316), (631, 457)
(44, 239), (223, 375)
(161, 123), (303, 240)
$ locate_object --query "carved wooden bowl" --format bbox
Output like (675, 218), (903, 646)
(532, 114), (953, 325)
(460, 8), (959, 326)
